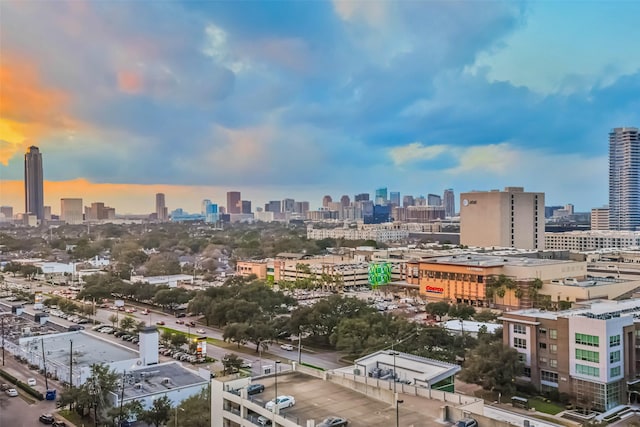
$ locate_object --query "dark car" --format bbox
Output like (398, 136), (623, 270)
(187, 321), (196, 327)
(39, 414), (55, 424)
(247, 383), (265, 395)
(114, 331), (127, 338)
(318, 417), (348, 427)
(456, 418), (478, 427)
(53, 421), (67, 427)
(175, 312), (186, 318)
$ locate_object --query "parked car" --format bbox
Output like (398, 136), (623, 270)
(115, 331), (127, 338)
(257, 416), (272, 426)
(175, 312), (186, 318)
(318, 417), (348, 427)
(265, 395), (295, 411)
(247, 384), (265, 395)
(39, 414), (55, 424)
(187, 321), (196, 327)
(176, 320), (184, 325)
(27, 378), (36, 386)
(6, 388), (18, 397)
(196, 328), (205, 334)
(0, 383), (9, 391)
(156, 321), (165, 326)
(280, 344), (294, 351)
(456, 418), (478, 427)
(53, 422), (67, 427)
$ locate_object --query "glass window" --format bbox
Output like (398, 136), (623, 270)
(549, 344), (558, 354)
(610, 335), (621, 347)
(539, 328), (547, 335)
(539, 342), (547, 350)
(576, 364), (600, 377)
(610, 366), (621, 377)
(576, 333), (600, 347)
(610, 350), (621, 363)
(514, 324), (526, 335)
(523, 367), (531, 378)
(541, 370), (558, 383)
(514, 338), (527, 349)
(517, 353), (526, 363)
(576, 349), (600, 363)
(550, 359), (558, 368)
(549, 329), (558, 339)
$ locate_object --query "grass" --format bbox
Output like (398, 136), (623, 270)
(58, 409), (91, 426)
(528, 397), (565, 415)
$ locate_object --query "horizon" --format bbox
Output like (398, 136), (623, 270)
(2, 1), (639, 213)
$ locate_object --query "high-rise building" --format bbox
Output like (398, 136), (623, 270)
(427, 194), (442, 206)
(443, 189), (455, 217)
(43, 206), (51, 220)
(61, 198), (83, 224)
(282, 198), (295, 213)
(205, 203), (219, 223)
(241, 200), (252, 214)
(85, 202), (115, 221)
(402, 195), (415, 208)
(201, 199), (211, 215)
(322, 195), (333, 207)
(591, 206), (610, 231)
(294, 201), (310, 214)
(609, 127), (640, 230)
(354, 193), (369, 202)
(389, 192), (400, 207)
(265, 201), (282, 213)
(226, 191), (241, 214)
(460, 186), (545, 250)
(156, 193), (168, 221)
(374, 187), (388, 205)
(340, 195), (351, 207)
(0, 206), (13, 221)
(24, 146), (44, 220)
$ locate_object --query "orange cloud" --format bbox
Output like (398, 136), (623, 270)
(117, 70), (144, 94)
(0, 53), (77, 164)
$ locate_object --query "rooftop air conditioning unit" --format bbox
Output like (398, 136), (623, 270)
(162, 378), (171, 385)
(134, 383), (143, 390)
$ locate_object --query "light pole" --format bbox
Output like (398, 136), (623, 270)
(1, 315), (5, 366)
(396, 399), (404, 427)
(174, 406), (184, 427)
(273, 360), (281, 418)
(389, 350), (399, 394)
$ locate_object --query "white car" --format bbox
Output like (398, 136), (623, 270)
(6, 388), (18, 397)
(27, 378), (36, 386)
(265, 395), (295, 411)
(196, 329), (205, 334)
(280, 344), (294, 351)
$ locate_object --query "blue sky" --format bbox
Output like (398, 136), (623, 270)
(1, 0), (639, 213)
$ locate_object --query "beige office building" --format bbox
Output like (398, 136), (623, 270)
(60, 198), (83, 224)
(460, 187), (544, 250)
(591, 207), (610, 231)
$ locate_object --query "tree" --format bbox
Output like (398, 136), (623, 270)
(222, 353), (244, 375)
(425, 301), (450, 321)
(153, 288), (193, 312)
(107, 400), (142, 427)
(246, 321), (275, 353)
(161, 331), (174, 346)
(143, 253), (181, 276)
(108, 314), (119, 327)
(223, 323), (250, 348)
(139, 395), (172, 427)
(459, 341), (523, 394)
(119, 316), (136, 332)
(473, 309), (498, 323)
(59, 363), (119, 424)
(448, 304), (476, 320)
(167, 388), (210, 427)
(170, 333), (188, 348)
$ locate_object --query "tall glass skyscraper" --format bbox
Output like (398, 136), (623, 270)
(443, 189), (455, 217)
(24, 146), (44, 220)
(374, 187), (388, 205)
(609, 127), (640, 230)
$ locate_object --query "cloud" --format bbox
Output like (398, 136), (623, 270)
(389, 142), (448, 166)
(447, 143), (518, 175)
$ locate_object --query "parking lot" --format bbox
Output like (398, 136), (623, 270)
(249, 373), (445, 427)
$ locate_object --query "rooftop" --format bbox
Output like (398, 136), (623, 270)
(354, 350), (461, 385)
(120, 362), (208, 401)
(423, 254), (572, 268)
(504, 298), (640, 321)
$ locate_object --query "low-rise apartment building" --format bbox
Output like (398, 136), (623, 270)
(501, 299), (640, 411)
(545, 230), (640, 251)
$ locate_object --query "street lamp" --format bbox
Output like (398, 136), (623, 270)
(273, 360), (281, 417)
(174, 406), (184, 427)
(396, 399), (404, 427)
(389, 350), (399, 394)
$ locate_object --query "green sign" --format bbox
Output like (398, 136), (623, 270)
(368, 262), (392, 288)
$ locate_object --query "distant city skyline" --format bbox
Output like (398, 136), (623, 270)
(2, 2), (639, 212)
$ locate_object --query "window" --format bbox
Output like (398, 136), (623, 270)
(576, 364), (600, 377)
(576, 333), (600, 347)
(550, 359), (558, 368)
(539, 328), (547, 335)
(549, 344), (558, 354)
(523, 367), (531, 378)
(517, 353), (526, 363)
(540, 357), (548, 365)
(576, 349), (600, 363)
(541, 370), (558, 383)
(610, 335), (621, 347)
(514, 338), (527, 349)
(539, 342), (547, 350)
(549, 329), (558, 339)
(610, 350), (621, 363)
(611, 366), (621, 377)
(514, 324), (526, 335)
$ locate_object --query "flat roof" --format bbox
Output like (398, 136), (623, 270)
(505, 298), (640, 321)
(424, 254), (573, 268)
(440, 320), (502, 334)
(120, 362), (208, 400)
(354, 350), (460, 385)
(22, 331), (137, 367)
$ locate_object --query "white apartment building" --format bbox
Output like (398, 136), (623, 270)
(545, 230), (640, 251)
(306, 224), (409, 242)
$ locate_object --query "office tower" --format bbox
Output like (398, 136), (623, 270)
(241, 200), (252, 214)
(322, 195), (333, 207)
(0, 206), (13, 220)
(340, 195), (351, 207)
(205, 203), (219, 223)
(402, 195), (415, 208)
(460, 187), (544, 250)
(24, 146), (44, 220)
(43, 206), (51, 220)
(591, 206), (610, 231)
(443, 189), (455, 217)
(156, 193), (168, 221)
(201, 199), (212, 215)
(427, 194), (442, 206)
(354, 193), (369, 202)
(60, 198), (83, 224)
(389, 192), (400, 207)
(374, 187), (388, 205)
(414, 196), (427, 206)
(282, 198), (295, 212)
(226, 191), (241, 214)
(294, 201), (310, 214)
(610, 127), (640, 230)
(85, 202), (115, 221)
(265, 200), (282, 213)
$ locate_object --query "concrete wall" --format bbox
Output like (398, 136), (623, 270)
(446, 406), (513, 427)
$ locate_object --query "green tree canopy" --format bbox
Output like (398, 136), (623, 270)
(459, 341), (523, 394)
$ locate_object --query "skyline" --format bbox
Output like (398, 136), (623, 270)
(2, 1), (640, 213)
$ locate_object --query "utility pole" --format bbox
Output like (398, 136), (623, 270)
(41, 338), (49, 391)
(69, 339), (73, 388)
(1, 316), (5, 366)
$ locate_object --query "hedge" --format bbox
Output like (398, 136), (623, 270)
(0, 369), (44, 400)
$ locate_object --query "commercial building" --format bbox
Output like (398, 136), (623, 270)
(0, 206), (13, 222)
(306, 223), (409, 242)
(60, 198), (83, 224)
(460, 187), (545, 250)
(85, 202), (116, 221)
(374, 187), (387, 205)
(24, 145), (44, 220)
(241, 200), (252, 214)
(501, 299), (640, 411)
(592, 207), (610, 231)
(427, 194), (442, 206)
(389, 191), (400, 207)
(609, 127), (640, 231)
(545, 230), (640, 251)
(227, 191), (242, 214)
(443, 189), (455, 218)
(155, 193), (168, 221)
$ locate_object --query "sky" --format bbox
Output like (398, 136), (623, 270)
(1, 0), (640, 215)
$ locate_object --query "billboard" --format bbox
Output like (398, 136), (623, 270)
(368, 262), (392, 288)
(196, 337), (207, 359)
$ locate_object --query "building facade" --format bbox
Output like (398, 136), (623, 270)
(155, 193), (167, 221)
(545, 230), (640, 251)
(443, 189), (455, 218)
(460, 187), (545, 250)
(591, 207), (610, 231)
(227, 191), (242, 214)
(60, 198), (83, 224)
(501, 299), (640, 411)
(24, 146), (44, 220)
(609, 127), (640, 231)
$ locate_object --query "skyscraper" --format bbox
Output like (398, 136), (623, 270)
(227, 191), (241, 214)
(609, 127), (640, 230)
(24, 146), (44, 220)
(322, 195), (333, 207)
(354, 193), (369, 202)
(340, 195), (351, 207)
(156, 193), (167, 221)
(374, 187), (388, 205)
(443, 189), (455, 217)
(61, 198), (83, 224)
(389, 191), (400, 207)
(427, 194), (442, 206)
(241, 200), (252, 214)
